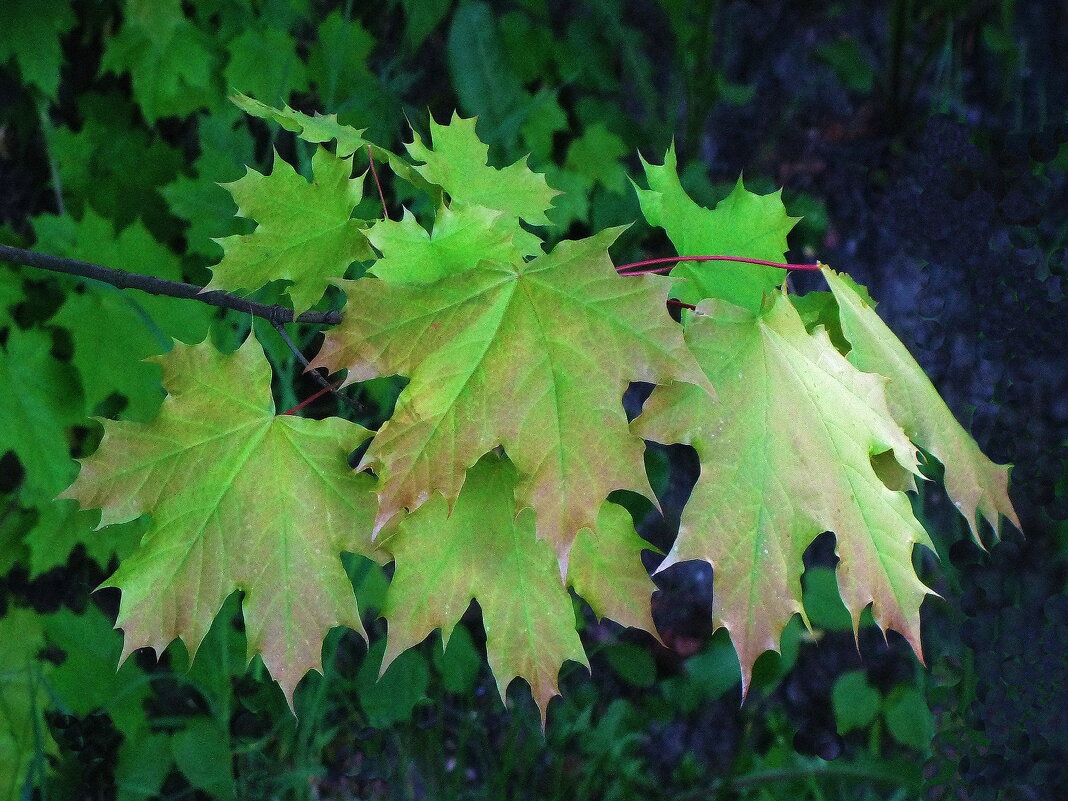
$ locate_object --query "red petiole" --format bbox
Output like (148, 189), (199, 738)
(282, 380), (344, 416)
(367, 145), (389, 220)
(616, 255), (822, 275)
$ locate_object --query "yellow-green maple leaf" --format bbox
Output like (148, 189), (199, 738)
(406, 112), (560, 226)
(821, 266), (1020, 540)
(367, 203), (542, 285)
(61, 337), (380, 706)
(634, 144), (799, 311)
(310, 228), (709, 568)
(634, 291), (935, 694)
(379, 453), (657, 723)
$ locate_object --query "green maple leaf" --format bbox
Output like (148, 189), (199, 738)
(310, 228), (707, 566)
(230, 92), (369, 159)
(306, 11), (376, 107)
(822, 266), (1020, 539)
(43, 606), (151, 735)
(367, 203), (542, 285)
(231, 93), (438, 199)
(0, 0), (76, 99)
(634, 145), (799, 311)
(208, 147), (375, 314)
(0, 328), (83, 502)
(61, 337), (380, 705)
(100, 0), (219, 122)
(52, 289), (167, 420)
(32, 210), (208, 421)
(406, 113), (560, 225)
(223, 28), (307, 107)
(565, 123), (630, 194)
(633, 291), (935, 693)
(380, 454), (587, 722)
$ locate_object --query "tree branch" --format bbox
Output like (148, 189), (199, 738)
(0, 243), (343, 326)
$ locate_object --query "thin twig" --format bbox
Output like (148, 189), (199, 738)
(0, 243), (342, 326)
(270, 320), (357, 411)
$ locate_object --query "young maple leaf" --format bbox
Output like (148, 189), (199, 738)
(567, 501), (660, 638)
(633, 291), (935, 696)
(61, 337), (381, 707)
(207, 146), (374, 314)
(309, 228), (708, 569)
(379, 453), (656, 723)
(822, 266), (1020, 540)
(231, 93), (434, 195)
(379, 454), (586, 724)
(406, 112), (560, 226)
(230, 91), (369, 158)
(634, 144), (799, 311)
(367, 203), (542, 285)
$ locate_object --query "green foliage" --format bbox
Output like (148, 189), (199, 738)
(0, 0), (75, 99)
(634, 145), (800, 311)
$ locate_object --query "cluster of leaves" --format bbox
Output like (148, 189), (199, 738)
(0, 2), (1044, 799)
(42, 95), (1013, 723)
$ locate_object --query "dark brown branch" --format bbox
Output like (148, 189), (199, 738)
(0, 243), (343, 326)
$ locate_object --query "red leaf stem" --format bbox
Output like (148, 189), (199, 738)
(367, 144), (389, 220)
(616, 255), (822, 275)
(282, 380), (344, 416)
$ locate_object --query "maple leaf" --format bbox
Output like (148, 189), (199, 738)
(24, 500), (144, 579)
(99, 0), (218, 122)
(406, 113), (560, 225)
(0, 0), (75, 99)
(207, 147), (375, 314)
(821, 266), (1020, 540)
(230, 92), (368, 158)
(231, 93), (435, 196)
(634, 144), (799, 311)
(633, 291), (935, 694)
(379, 454), (587, 723)
(567, 500), (660, 637)
(61, 337), (380, 706)
(224, 29), (308, 110)
(310, 228), (708, 567)
(366, 203), (542, 284)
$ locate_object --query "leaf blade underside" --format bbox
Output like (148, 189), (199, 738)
(821, 266), (1020, 541)
(61, 338), (380, 706)
(310, 228), (708, 568)
(633, 292), (935, 694)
